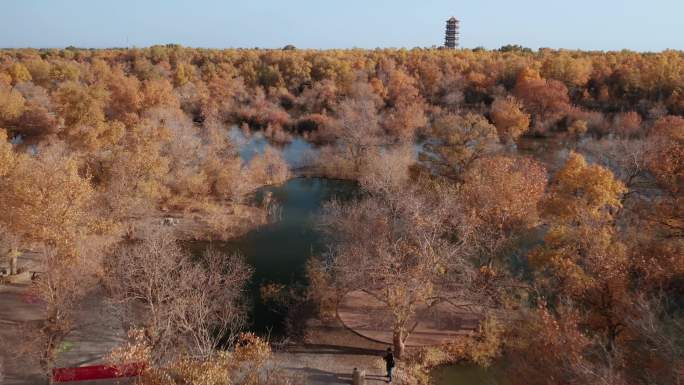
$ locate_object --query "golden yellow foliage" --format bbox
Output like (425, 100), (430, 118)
(541, 54), (593, 87)
(0, 144), (93, 255)
(115, 332), (276, 385)
(430, 113), (500, 178)
(544, 152), (626, 222)
(530, 152), (627, 294)
(490, 97), (530, 143)
(8, 62), (32, 84)
(174, 63), (195, 87)
(567, 119), (588, 136)
(0, 84), (26, 122)
(142, 78), (179, 110)
(0, 129), (16, 177)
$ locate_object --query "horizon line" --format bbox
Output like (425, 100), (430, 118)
(1, 45), (682, 54)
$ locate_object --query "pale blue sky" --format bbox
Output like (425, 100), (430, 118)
(1, 0), (682, 51)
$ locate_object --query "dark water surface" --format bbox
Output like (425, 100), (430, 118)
(192, 177), (359, 334)
(191, 176), (503, 385)
(204, 131), (507, 384)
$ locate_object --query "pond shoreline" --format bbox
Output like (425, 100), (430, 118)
(189, 178), (361, 335)
(197, 175), (500, 385)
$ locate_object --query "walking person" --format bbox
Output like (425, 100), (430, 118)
(383, 347), (395, 383)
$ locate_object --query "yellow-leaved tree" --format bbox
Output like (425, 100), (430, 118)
(0, 136), (93, 256)
(0, 131), (95, 382)
(490, 97), (530, 144)
(531, 151), (626, 293)
(0, 129), (15, 177)
(530, 151), (630, 349)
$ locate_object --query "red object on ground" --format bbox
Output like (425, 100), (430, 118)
(52, 363), (145, 382)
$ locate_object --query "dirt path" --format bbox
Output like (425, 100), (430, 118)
(0, 273), (126, 385)
(0, 295), (390, 385)
(1, 256), (424, 385)
(0, 290), (407, 385)
(275, 318), (398, 385)
(338, 290), (480, 346)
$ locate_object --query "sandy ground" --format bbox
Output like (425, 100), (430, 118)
(338, 290), (479, 347)
(0, 283), (44, 385)
(0, 240), (425, 385)
(0, 248), (127, 385)
(1, 277), (396, 385)
(0, 281), (127, 385)
(0, 203), (266, 385)
(129, 203), (267, 241)
(275, 317), (403, 385)
(0, 287), (391, 385)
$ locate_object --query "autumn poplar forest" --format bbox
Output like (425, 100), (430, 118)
(0, 45), (682, 385)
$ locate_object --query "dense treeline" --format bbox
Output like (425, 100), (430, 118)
(1, 46), (682, 140)
(1, 46), (682, 208)
(0, 46), (683, 385)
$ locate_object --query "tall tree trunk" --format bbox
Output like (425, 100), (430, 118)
(393, 329), (405, 359)
(8, 250), (18, 275)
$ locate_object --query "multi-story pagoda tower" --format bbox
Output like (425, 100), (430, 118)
(444, 17), (459, 49)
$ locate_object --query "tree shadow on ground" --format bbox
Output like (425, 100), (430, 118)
(283, 343), (386, 356)
(284, 367), (389, 385)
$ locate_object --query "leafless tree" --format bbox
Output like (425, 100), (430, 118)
(320, 171), (487, 357)
(425, 113), (502, 181)
(104, 228), (251, 363)
(19, 247), (96, 384)
(358, 145), (414, 196)
(331, 94), (384, 173)
(578, 137), (657, 234)
(624, 295), (684, 385)
(579, 138), (649, 193)
(247, 146), (291, 187)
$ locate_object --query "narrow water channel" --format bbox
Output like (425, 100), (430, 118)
(192, 177), (359, 334)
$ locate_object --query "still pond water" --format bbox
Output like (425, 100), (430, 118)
(200, 131), (504, 384)
(198, 177), (503, 384)
(193, 177), (359, 334)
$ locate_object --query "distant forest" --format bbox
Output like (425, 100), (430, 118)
(1, 45), (682, 385)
